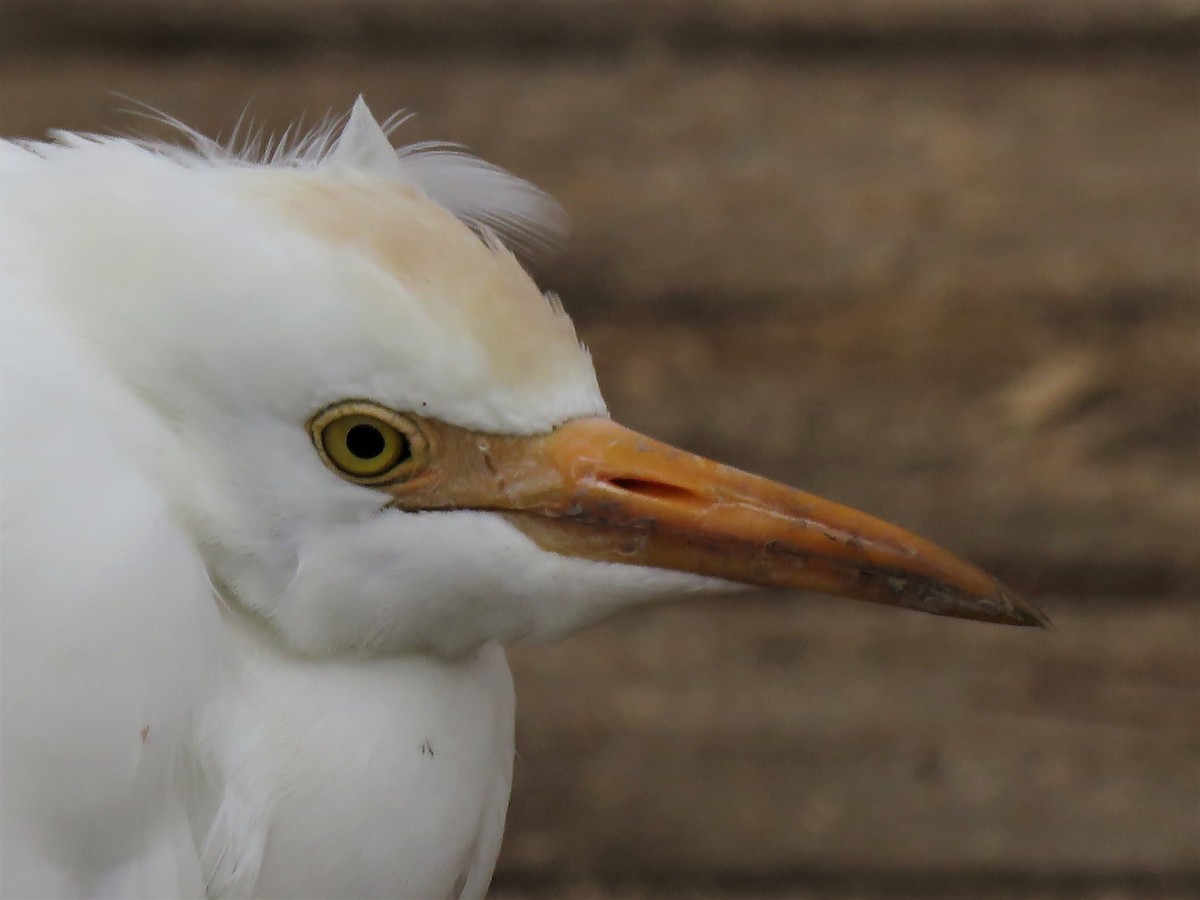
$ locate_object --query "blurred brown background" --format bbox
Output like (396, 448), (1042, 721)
(2, 2), (1197, 898)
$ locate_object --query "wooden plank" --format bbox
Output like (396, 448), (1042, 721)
(497, 597), (1200, 879)
(492, 881), (1200, 900)
(492, 886), (1199, 900)
(4, 0), (1197, 57)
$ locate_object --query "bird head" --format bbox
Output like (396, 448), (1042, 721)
(5, 99), (1045, 657)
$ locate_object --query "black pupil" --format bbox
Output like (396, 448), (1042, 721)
(345, 423), (388, 460)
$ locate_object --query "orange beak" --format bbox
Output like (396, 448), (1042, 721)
(386, 417), (1047, 628)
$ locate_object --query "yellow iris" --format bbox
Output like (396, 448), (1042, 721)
(318, 411), (410, 480)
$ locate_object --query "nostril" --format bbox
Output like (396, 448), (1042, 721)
(606, 476), (702, 504)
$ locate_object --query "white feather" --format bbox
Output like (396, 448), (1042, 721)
(1, 290), (220, 899)
(110, 95), (568, 261)
(0, 103), (717, 898)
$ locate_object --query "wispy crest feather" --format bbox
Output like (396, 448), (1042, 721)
(57, 96), (569, 261)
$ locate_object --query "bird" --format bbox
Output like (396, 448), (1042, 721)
(0, 97), (1047, 899)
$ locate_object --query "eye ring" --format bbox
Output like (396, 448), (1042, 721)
(309, 401), (428, 485)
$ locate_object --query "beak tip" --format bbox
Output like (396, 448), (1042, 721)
(1017, 607), (1053, 630)
(1028, 606), (1053, 630)
(882, 570), (1049, 629)
(996, 588), (1052, 630)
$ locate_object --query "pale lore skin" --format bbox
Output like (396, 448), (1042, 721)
(0, 99), (1046, 899)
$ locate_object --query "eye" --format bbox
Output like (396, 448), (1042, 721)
(309, 402), (426, 484)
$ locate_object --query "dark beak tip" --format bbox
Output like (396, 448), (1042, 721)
(997, 589), (1052, 630)
(906, 576), (1049, 629)
(1025, 605), (1054, 630)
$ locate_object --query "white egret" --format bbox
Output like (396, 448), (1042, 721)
(0, 99), (1046, 899)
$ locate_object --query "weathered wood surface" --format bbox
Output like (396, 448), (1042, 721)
(3, 0), (1198, 55)
(500, 597), (1199, 884)
(1, 2), (1196, 896)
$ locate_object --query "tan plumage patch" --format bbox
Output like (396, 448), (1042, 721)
(248, 174), (590, 391)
